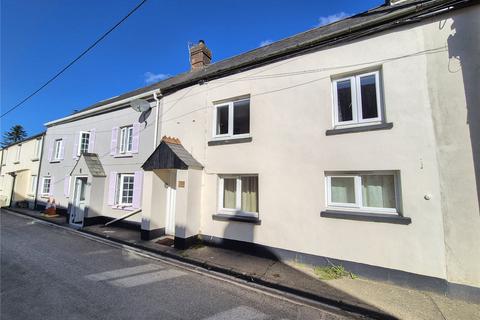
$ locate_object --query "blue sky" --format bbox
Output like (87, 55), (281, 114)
(1, 0), (382, 136)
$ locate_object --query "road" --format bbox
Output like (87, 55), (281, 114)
(0, 210), (356, 320)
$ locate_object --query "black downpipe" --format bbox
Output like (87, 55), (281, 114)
(8, 173), (16, 208)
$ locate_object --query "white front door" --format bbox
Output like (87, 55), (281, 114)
(70, 177), (88, 226)
(165, 186), (176, 235)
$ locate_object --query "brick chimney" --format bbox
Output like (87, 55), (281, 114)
(189, 40), (212, 70)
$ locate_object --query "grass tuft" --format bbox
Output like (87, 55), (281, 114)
(314, 265), (357, 280)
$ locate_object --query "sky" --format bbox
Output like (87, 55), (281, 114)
(1, 0), (382, 137)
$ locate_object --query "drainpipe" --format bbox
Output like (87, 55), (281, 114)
(34, 135), (46, 209)
(153, 90), (163, 149)
(8, 172), (16, 208)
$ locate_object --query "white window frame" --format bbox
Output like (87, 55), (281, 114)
(119, 126), (133, 154)
(33, 139), (42, 160)
(77, 131), (91, 156)
(41, 177), (52, 196)
(14, 145), (21, 163)
(332, 70), (382, 127)
(117, 173), (135, 206)
(30, 175), (38, 195)
(53, 139), (63, 161)
(2, 150), (7, 165)
(218, 174), (258, 217)
(325, 171), (400, 215)
(212, 98), (250, 139)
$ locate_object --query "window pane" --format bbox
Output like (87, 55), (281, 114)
(127, 127), (133, 151)
(360, 75), (378, 119)
(331, 177), (355, 204)
(223, 178), (236, 209)
(233, 100), (250, 135)
(336, 79), (353, 122)
(361, 175), (395, 208)
(241, 176), (258, 212)
(216, 106), (229, 135)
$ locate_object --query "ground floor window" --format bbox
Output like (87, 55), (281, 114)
(42, 177), (52, 196)
(326, 171), (400, 214)
(117, 174), (134, 205)
(219, 175), (258, 215)
(30, 175), (38, 195)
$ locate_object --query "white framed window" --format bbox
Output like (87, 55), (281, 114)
(78, 131), (90, 156)
(325, 171), (400, 214)
(213, 98), (250, 138)
(53, 139), (63, 161)
(14, 145), (21, 163)
(33, 139), (42, 160)
(30, 175), (38, 195)
(332, 70), (382, 127)
(41, 177), (52, 196)
(218, 175), (258, 216)
(1, 150), (7, 165)
(117, 174), (134, 205)
(119, 126), (133, 154)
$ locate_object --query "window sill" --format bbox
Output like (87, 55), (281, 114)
(326, 122), (393, 136)
(113, 153), (134, 158)
(31, 158), (39, 162)
(320, 210), (411, 225)
(212, 213), (261, 224)
(112, 205), (135, 211)
(13, 161), (20, 164)
(208, 136), (252, 146)
(50, 160), (61, 163)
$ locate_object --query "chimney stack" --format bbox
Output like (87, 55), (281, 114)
(189, 40), (212, 70)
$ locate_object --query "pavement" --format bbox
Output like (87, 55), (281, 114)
(1, 211), (357, 320)
(4, 208), (480, 320)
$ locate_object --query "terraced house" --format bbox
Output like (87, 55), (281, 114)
(0, 133), (45, 208)
(37, 0), (479, 300)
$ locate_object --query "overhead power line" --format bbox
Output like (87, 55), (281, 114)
(0, 0), (148, 119)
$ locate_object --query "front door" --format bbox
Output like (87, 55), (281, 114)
(70, 177), (88, 226)
(165, 186), (176, 235)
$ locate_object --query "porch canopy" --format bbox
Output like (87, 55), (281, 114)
(142, 136), (203, 171)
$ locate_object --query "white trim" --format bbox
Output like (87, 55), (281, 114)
(41, 177), (52, 196)
(212, 98), (250, 139)
(117, 173), (135, 206)
(77, 131), (90, 156)
(325, 171), (400, 215)
(53, 139), (63, 161)
(218, 174), (258, 217)
(119, 126), (133, 154)
(332, 70), (383, 128)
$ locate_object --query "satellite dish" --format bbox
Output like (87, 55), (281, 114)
(130, 99), (151, 113)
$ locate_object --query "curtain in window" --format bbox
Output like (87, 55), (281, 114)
(361, 175), (395, 208)
(223, 178), (236, 209)
(241, 176), (258, 212)
(331, 177), (355, 204)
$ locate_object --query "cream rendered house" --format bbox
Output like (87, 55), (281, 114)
(37, 0), (479, 301)
(0, 133), (44, 208)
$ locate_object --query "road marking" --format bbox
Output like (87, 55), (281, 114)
(201, 306), (268, 320)
(85, 264), (162, 281)
(108, 269), (186, 288)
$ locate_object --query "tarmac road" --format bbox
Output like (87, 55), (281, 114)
(0, 210), (358, 320)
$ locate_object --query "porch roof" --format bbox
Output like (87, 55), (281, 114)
(70, 153), (106, 177)
(142, 138), (203, 171)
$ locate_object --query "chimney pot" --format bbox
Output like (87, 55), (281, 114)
(189, 40), (211, 70)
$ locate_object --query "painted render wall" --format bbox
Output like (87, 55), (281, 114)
(39, 104), (157, 223)
(0, 136), (43, 208)
(423, 7), (480, 287)
(155, 8), (479, 285)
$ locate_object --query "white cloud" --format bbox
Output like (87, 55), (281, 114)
(144, 72), (169, 84)
(259, 39), (273, 47)
(317, 12), (350, 27)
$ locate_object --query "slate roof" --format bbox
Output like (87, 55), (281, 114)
(0, 132), (45, 150)
(142, 139), (203, 171)
(71, 153), (106, 177)
(51, 0), (471, 124)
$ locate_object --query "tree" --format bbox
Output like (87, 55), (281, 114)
(2, 125), (27, 147)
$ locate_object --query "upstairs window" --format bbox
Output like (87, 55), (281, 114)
(33, 139), (42, 160)
(213, 98), (250, 138)
(14, 145), (21, 163)
(332, 71), (382, 127)
(1, 150), (7, 165)
(78, 131), (90, 156)
(119, 126), (133, 154)
(53, 139), (63, 161)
